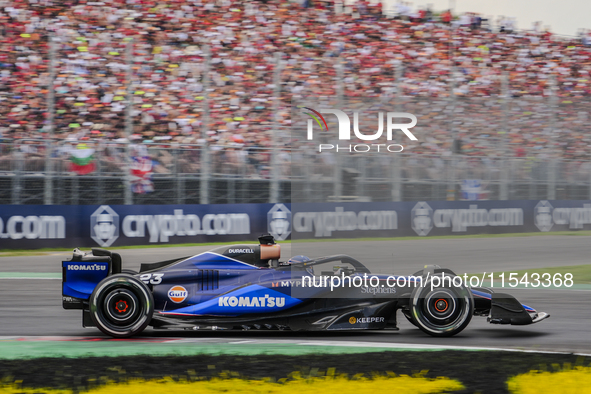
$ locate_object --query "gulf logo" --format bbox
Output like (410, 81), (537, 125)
(168, 286), (188, 303)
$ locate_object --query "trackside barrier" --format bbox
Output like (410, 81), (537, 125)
(0, 200), (589, 249)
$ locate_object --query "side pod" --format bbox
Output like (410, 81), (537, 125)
(487, 293), (549, 325)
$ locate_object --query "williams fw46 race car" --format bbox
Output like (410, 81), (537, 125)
(62, 235), (549, 338)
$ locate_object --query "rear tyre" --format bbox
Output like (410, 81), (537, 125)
(410, 275), (474, 337)
(89, 274), (154, 338)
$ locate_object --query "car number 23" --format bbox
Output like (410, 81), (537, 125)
(139, 273), (164, 285)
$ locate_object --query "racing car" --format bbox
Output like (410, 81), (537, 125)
(62, 235), (549, 338)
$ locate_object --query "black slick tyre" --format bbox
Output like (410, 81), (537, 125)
(409, 275), (474, 337)
(89, 274), (154, 338)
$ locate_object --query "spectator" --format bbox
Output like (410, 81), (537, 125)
(0, 0), (590, 165)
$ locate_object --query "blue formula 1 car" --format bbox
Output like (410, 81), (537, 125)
(62, 235), (549, 338)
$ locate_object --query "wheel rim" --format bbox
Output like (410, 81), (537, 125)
(104, 289), (139, 323)
(424, 290), (457, 322)
(412, 283), (472, 335)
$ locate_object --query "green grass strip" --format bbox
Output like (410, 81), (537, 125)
(0, 340), (484, 360)
(1, 230), (591, 257)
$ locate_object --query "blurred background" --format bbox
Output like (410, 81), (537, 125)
(1, 0), (591, 206)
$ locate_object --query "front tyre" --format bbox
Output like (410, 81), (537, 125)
(410, 275), (474, 337)
(89, 274), (154, 338)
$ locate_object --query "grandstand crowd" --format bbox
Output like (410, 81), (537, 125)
(1, 0), (591, 163)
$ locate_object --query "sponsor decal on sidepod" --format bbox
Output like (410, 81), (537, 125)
(349, 317), (385, 324)
(228, 248), (254, 254)
(218, 295), (285, 307)
(168, 286), (188, 303)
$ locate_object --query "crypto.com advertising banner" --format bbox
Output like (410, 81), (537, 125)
(283, 199), (591, 300)
(0, 204), (278, 249)
(0, 200), (590, 248)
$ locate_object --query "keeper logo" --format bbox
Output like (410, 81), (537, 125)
(349, 316), (385, 324)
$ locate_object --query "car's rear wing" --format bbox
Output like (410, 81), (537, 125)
(62, 248), (122, 310)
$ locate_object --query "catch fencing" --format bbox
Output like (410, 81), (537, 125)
(1, 137), (591, 205)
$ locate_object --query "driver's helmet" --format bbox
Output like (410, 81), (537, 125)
(287, 255), (313, 275)
(287, 255), (311, 264)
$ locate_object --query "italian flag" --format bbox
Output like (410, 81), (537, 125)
(69, 143), (96, 175)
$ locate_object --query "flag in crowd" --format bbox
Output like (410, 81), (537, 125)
(130, 146), (154, 194)
(69, 143), (96, 175)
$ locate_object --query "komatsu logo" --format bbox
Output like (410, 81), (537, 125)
(228, 248), (253, 254)
(67, 264), (107, 271)
(218, 295), (286, 308)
